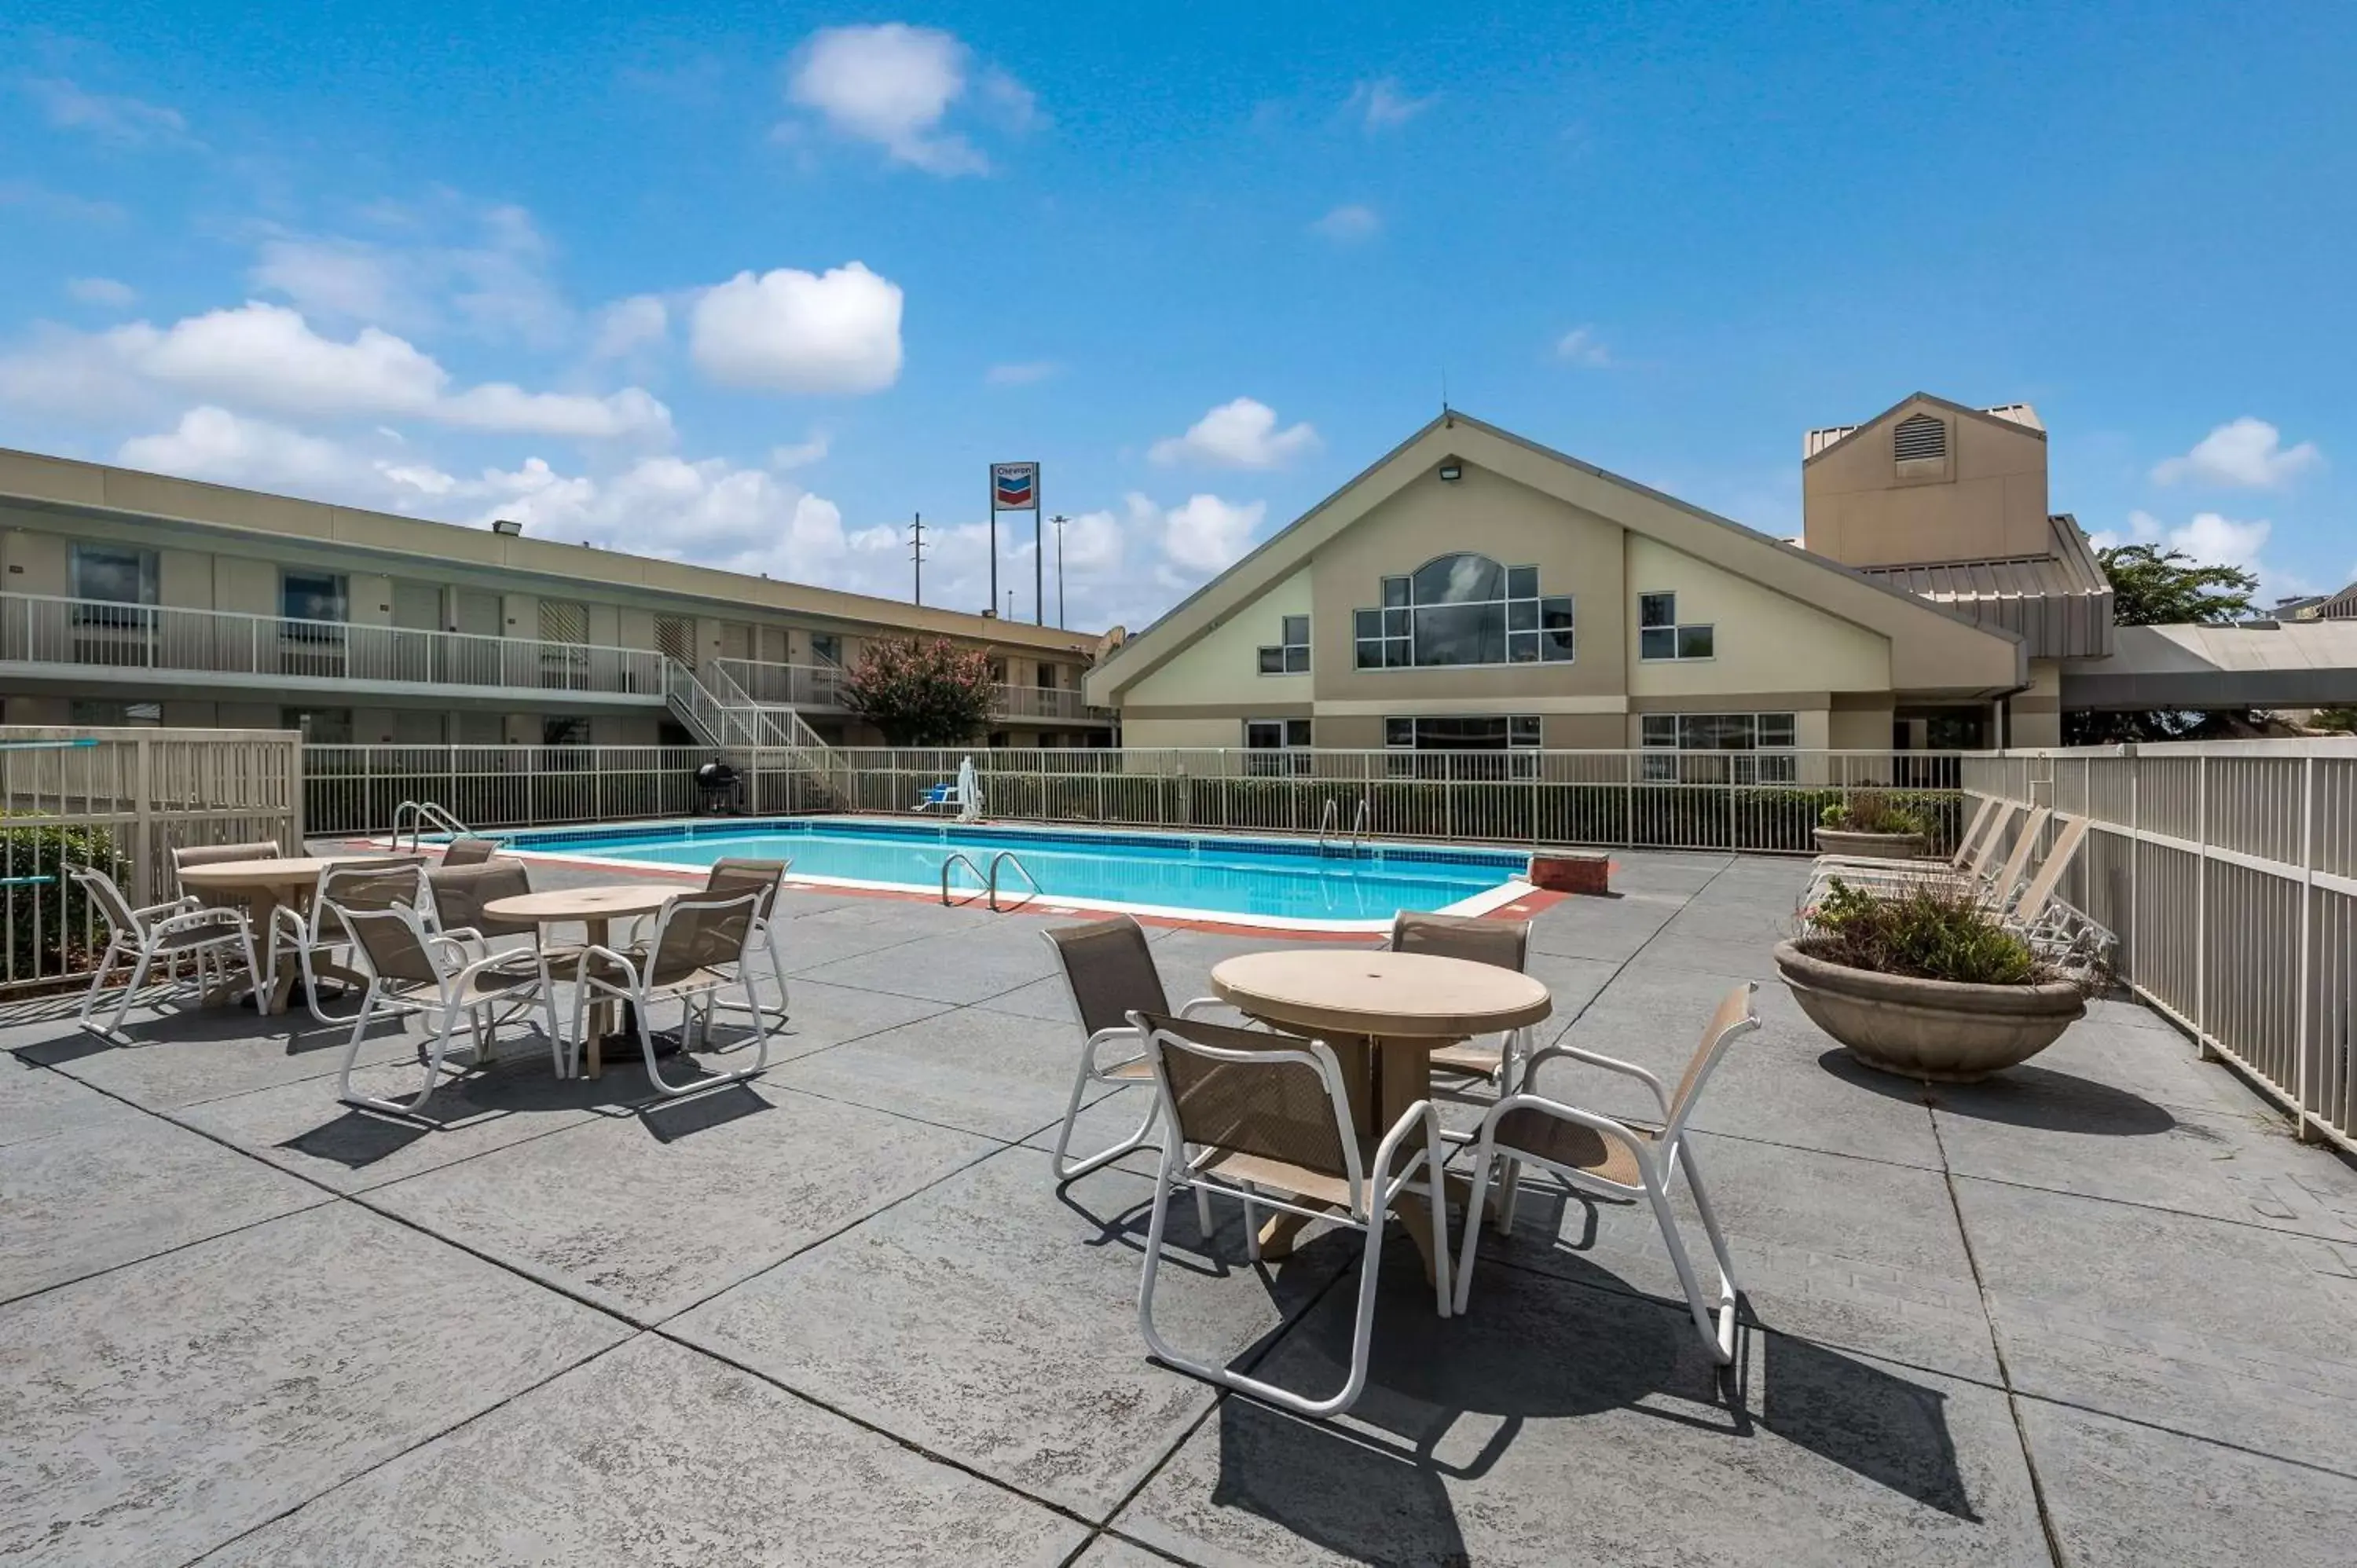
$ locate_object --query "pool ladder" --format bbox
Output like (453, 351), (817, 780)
(1317, 798), (1369, 858)
(939, 850), (1042, 912)
(391, 799), (471, 852)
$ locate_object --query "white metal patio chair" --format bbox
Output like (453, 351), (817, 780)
(167, 838), (284, 994)
(1813, 795), (2005, 875)
(1039, 916), (1228, 1181)
(571, 889), (774, 1097)
(327, 888), (563, 1116)
(273, 856), (432, 1024)
(71, 863), (262, 1039)
(1808, 804), (2050, 912)
(1132, 1009), (1451, 1420)
(437, 835), (502, 867)
(1389, 910), (1536, 1124)
(623, 857), (794, 1042)
(1451, 981), (1759, 1365)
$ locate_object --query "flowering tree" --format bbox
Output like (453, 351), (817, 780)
(839, 636), (997, 746)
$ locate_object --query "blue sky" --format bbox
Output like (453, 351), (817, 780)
(3, 2), (2352, 632)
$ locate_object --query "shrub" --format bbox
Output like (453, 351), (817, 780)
(2, 822), (119, 981)
(1820, 791), (1928, 837)
(1798, 877), (2044, 986)
(840, 638), (998, 746)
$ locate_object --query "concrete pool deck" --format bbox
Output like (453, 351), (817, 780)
(5, 848), (2357, 1564)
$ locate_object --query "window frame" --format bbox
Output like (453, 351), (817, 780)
(1257, 613), (1311, 676)
(1353, 555), (1573, 670)
(1637, 709), (1799, 784)
(1635, 591), (1716, 662)
(1244, 716), (1314, 776)
(70, 544), (159, 606)
(1381, 714), (1545, 779)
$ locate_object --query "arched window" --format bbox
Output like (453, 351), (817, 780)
(1353, 554), (1574, 669)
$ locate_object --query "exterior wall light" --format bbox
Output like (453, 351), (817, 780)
(1437, 462), (1463, 482)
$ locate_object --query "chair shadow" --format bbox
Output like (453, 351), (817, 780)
(1820, 1048), (2176, 1136)
(638, 1081), (775, 1142)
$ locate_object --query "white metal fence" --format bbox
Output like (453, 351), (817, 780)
(306, 743), (1967, 855)
(0, 726), (302, 990)
(1963, 742), (2357, 1151)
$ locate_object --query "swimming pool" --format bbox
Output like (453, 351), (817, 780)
(488, 817), (1534, 930)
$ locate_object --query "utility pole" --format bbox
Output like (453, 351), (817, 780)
(908, 512), (926, 606)
(1034, 499), (1045, 625)
(1050, 514), (1069, 628)
(1005, 589), (1015, 621)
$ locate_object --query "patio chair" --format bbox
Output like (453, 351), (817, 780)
(170, 839), (285, 900)
(914, 780), (964, 813)
(1813, 796), (2006, 874)
(70, 863), (263, 1039)
(1809, 804), (2050, 912)
(427, 859), (581, 991)
(1131, 1009), (1452, 1419)
(273, 857), (433, 1024)
(1451, 981), (1759, 1365)
(1039, 915), (1227, 1181)
(618, 858), (794, 1039)
(571, 890), (774, 1097)
(327, 892), (563, 1116)
(438, 835), (501, 867)
(1389, 911), (1535, 1105)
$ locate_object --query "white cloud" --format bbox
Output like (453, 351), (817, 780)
(249, 203), (571, 347)
(1160, 493), (1265, 575)
(1554, 326), (1611, 366)
(1149, 397), (1319, 470)
(66, 277), (137, 308)
(2090, 507), (2300, 596)
(1310, 203), (1380, 243)
(2152, 417), (2322, 488)
(1346, 79), (1434, 130)
(984, 360), (1058, 387)
(588, 294), (668, 358)
(450, 454), (851, 581)
(23, 78), (192, 148)
(251, 236), (408, 324)
(785, 24), (1028, 176)
(769, 434), (830, 470)
(689, 263), (904, 394)
(118, 407), (374, 491)
(0, 302), (672, 439)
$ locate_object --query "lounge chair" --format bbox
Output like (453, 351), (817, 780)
(1039, 916), (1227, 1181)
(1388, 910), (1537, 1115)
(1451, 981), (1759, 1364)
(1813, 796), (2006, 875)
(1809, 804), (2051, 912)
(327, 877), (563, 1116)
(70, 863), (262, 1039)
(1131, 1009), (1452, 1418)
(572, 890), (775, 1096)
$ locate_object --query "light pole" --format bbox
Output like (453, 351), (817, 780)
(1050, 514), (1069, 628)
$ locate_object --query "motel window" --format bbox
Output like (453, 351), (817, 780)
(1257, 614), (1310, 675)
(1354, 555), (1571, 669)
(811, 632), (843, 667)
(71, 544), (158, 606)
(281, 707), (354, 744)
(280, 570), (348, 626)
(1637, 592), (1715, 661)
(1244, 717), (1312, 776)
(542, 715), (590, 746)
(1383, 714), (1543, 779)
(1639, 711), (1797, 783)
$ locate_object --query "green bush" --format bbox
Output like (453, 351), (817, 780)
(2, 822), (119, 982)
(1799, 877), (2042, 985)
(1820, 790), (1930, 837)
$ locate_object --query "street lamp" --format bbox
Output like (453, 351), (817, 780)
(1050, 514), (1069, 628)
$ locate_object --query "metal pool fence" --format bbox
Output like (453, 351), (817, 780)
(0, 726), (302, 991)
(1963, 741), (2357, 1152)
(304, 742), (1966, 855)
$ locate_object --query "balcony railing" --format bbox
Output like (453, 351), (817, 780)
(0, 592), (664, 696)
(994, 683), (1094, 721)
(713, 658), (1106, 724)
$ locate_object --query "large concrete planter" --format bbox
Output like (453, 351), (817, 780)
(1813, 827), (1926, 860)
(1773, 940), (2085, 1083)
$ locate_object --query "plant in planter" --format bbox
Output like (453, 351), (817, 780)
(1774, 877), (2088, 1082)
(1814, 792), (1930, 860)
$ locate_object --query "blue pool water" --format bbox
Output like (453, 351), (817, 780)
(496, 818), (1531, 927)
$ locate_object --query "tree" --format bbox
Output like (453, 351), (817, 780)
(839, 636), (997, 746)
(2064, 545), (2264, 744)
(2099, 544), (2259, 627)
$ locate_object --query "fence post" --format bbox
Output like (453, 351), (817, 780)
(2194, 754), (2212, 1059)
(131, 735), (154, 905)
(2296, 754), (2318, 1141)
(287, 733), (306, 849)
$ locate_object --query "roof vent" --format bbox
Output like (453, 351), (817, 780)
(1893, 413), (1947, 463)
(491, 518), (522, 537)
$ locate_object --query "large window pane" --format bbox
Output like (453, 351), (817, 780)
(1639, 592), (1676, 628)
(1640, 715), (1678, 747)
(1508, 716), (1541, 747)
(1640, 626), (1677, 661)
(1677, 625), (1715, 659)
(1356, 638), (1384, 669)
(1412, 604), (1506, 665)
(1382, 607), (1409, 638)
(71, 545), (158, 605)
(1380, 577), (1411, 608)
(1281, 614), (1309, 646)
(281, 571), (347, 623)
(1507, 632), (1539, 663)
(1758, 713), (1797, 748)
(1257, 647), (1285, 674)
(1283, 645), (1309, 673)
(1507, 599), (1538, 632)
(1506, 565), (1539, 599)
(1354, 608), (1382, 641)
(1680, 714), (1754, 749)
(1384, 717), (1414, 747)
(1411, 554), (1505, 605)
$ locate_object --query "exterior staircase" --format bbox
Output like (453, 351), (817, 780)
(662, 656), (850, 809)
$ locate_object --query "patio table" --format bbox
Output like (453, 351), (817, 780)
(175, 855), (403, 1014)
(1211, 948), (1552, 1284)
(482, 883), (676, 1079)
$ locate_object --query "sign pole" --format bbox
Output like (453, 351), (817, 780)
(987, 475), (998, 617)
(1034, 475), (1045, 625)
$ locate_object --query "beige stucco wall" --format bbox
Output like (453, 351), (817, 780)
(1804, 399), (2051, 568)
(1127, 565), (1314, 712)
(1624, 535), (1890, 698)
(1310, 463), (1627, 705)
(1120, 716), (1254, 751)
(1828, 702), (1896, 752)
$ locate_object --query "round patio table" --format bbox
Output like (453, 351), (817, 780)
(176, 855), (405, 1013)
(482, 884), (677, 1079)
(1210, 948), (1553, 1284)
